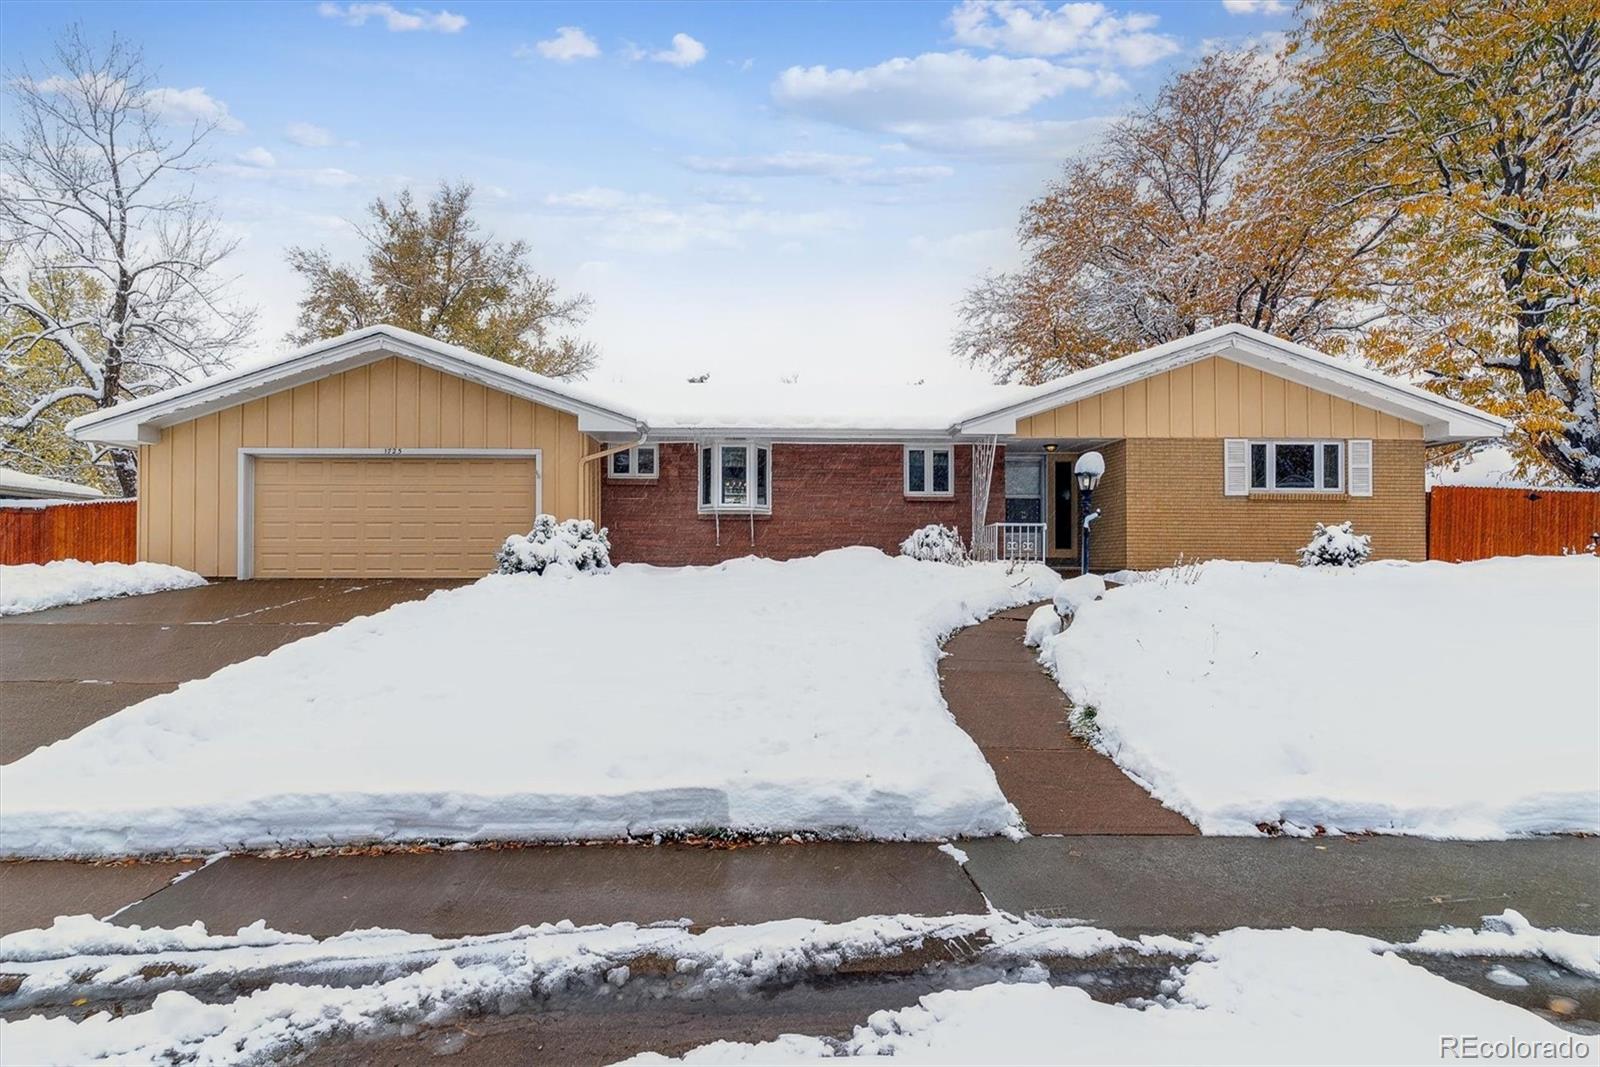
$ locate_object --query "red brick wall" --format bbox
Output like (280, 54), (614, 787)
(603, 442), (1007, 565)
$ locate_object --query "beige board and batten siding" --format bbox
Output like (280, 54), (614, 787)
(1014, 355), (1426, 441)
(137, 355), (597, 577)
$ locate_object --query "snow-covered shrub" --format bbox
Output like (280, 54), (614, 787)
(496, 515), (612, 575)
(900, 524), (967, 565)
(1052, 573), (1106, 617)
(1298, 521), (1371, 568)
(1024, 603), (1062, 648)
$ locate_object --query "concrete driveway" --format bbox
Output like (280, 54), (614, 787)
(0, 578), (466, 763)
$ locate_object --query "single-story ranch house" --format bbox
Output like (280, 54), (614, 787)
(67, 323), (1506, 578)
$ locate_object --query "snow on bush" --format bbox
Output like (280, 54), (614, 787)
(1023, 604), (1061, 648)
(1037, 556), (1600, 837)
(494, 515), (611, 575)
(0, 560), (205, 616)
(899, 523), (966, 565)
(0, 549), (1057, 857)
(1298, 521), (1371, 567)
(1051, 573), (1106, 617)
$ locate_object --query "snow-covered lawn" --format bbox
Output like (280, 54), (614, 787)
(0, 549), (1056, 857)
(0, 560), (205, 616)
(1, 910), (1591, 1065)
(1041, 556), (1600, 837)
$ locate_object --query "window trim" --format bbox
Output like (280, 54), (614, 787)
(697, 440), (773, 514)
(903, 444), (955, 498)
(606, 443), (659, 480)
(1247, 439), (1345, 493)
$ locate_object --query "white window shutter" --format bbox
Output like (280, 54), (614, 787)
(1223, 439), (1249, 496)
(1349, 439), (1373, 497)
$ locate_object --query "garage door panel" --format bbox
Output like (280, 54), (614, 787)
(253, 456), (536, 578)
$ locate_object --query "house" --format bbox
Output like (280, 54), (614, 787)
(65, 324), (1506, 578)
(0, 465), (107, 502)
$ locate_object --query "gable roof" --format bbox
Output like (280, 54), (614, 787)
(953, 324), (1509, 444)
(67, 326), (643, 446)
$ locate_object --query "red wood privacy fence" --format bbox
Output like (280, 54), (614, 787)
(0, 499), (138, 566)
(1428, 486), (1600, 562)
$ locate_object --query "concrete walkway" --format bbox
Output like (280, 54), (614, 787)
(940, 604), (1197, 834)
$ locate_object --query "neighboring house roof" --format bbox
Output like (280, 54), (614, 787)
(69, 321), (1507, 447)
(0, 465), (106, 500)
(66, 326), (642, 447)
(953, 324), (1508, 444)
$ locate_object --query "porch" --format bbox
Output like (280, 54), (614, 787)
(975, 440), (1119, 568)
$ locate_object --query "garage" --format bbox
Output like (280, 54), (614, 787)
(251, 454), (539, 578)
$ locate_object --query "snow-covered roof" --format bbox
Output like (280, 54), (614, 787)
(68, 322), (1508, 446)
(954, 324), (1509, 444)
(66, 326), (642, 446)
(0, 465), (105, 500)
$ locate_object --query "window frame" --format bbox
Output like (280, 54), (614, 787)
(1247, 439), (1344, 493)
(903, 444), (955, 498)
(697, 440), (773, 514)
(606, 444), (659, 481)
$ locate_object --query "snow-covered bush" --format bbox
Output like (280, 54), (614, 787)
(900, 524), (967, 565)
(1052, 573), (1106, 617)
(496, 515), (612, 575)
(1024, 603), (1061, 648)
(1298, 521), (1371, 568)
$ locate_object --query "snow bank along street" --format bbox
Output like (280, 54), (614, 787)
(1039, 555), (1600, 837)
(0, 560), (205, 616)
(1, 909), (1592, 1065)
(0, 549), (1057, 857)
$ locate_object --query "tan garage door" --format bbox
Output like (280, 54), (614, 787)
(253, 455), (538, 578)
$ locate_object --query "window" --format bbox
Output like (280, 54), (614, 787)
(904, 445), (953, 497)
(1247, 440), (1343, 492)
(607, 444), (658, 480)
(1004, 457), (1044, 524)
(698, 441), (771, 512)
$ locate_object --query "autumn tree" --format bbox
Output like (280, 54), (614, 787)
(1301, 0), (1600, 485)
(288, 182), (598, 379)
(955, 51), (1398, 383)
(1, 29), (254, 496)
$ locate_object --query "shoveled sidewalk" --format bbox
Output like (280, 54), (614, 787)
(3, 836), (1594, 941)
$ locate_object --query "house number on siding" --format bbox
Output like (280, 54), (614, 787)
(383, 447), (403, 456)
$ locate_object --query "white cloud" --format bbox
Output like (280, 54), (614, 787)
(236, 146), (276, 168)
(908, 226), (1012, 260)
(888, 114), (1111, 157)
(141, 86), (244, 132)
(216, 163), (361, 188)
(1222, 0), (1290, 13)
(625, 32), (707, 67)
(774, 51), (1110, 131)
(838, 164), (956, 186)
(285, 121), (337, 147)
(316, 2), (467, 33)
(681, 151), (873, 177)
(541, 186), (851, 254)
(948, 1), (1180, 66)
(523, 26), (600, 62)
(544, 187), (663, 210)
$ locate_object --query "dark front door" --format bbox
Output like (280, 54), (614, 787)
(1054, 459), (1074, 551)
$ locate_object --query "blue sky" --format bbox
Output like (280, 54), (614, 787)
(2, 1), (1295, 385)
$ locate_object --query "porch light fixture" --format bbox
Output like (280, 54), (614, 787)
(1075, 450), (1105, 575)
(1042, 442), (1058, 453)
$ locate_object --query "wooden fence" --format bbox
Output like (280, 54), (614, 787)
(1428, 485), (1600, 562)
(0, 499), (138, 566)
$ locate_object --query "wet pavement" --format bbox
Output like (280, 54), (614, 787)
(0, 578), (465, 763)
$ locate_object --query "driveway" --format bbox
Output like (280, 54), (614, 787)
(0, 578), (466, 764)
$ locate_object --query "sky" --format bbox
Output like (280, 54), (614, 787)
(1, 0), (1295, 387)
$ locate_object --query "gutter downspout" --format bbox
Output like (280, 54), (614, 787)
(579, 432), (648, 528)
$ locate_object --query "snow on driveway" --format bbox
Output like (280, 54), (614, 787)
(1041, 556), (1600, 837)
(0, 549), (1056, 857)
(0, 560), (205, 616)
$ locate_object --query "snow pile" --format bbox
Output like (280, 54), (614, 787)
(0, 560), (205, 616)
(1023, 604), (1060, 648)
(495, 515), (611, 575)
(899, 523), (967, 565)
(1405, 909), (1600, 979)
(5, 909), (1582, 1066)
(1298, 520), (1371, 567)
(1051, 573), (1106, 616)
(0, 548), (1057, 856)
(630, 923), (1588, 1065)
(1038, 556), (1600, 836)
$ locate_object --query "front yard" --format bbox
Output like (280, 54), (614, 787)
(0, 549), (1056, 858)
(1040, 555), (1600, 837)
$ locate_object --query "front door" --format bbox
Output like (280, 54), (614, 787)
(1053, 459), (1074, 552)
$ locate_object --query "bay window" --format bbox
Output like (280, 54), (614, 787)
(904, 445), (953, 497)
(699, 441), (771, 513)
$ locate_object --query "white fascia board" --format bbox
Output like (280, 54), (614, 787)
(68, 327), (641, 445)
(644, 427), (966, 443)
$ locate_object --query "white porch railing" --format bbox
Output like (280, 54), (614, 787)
(979, 522), (1047, 562)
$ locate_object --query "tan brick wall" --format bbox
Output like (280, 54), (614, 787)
(1084, 440), (1128, 571)
(1120, 438), (1426, 568)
